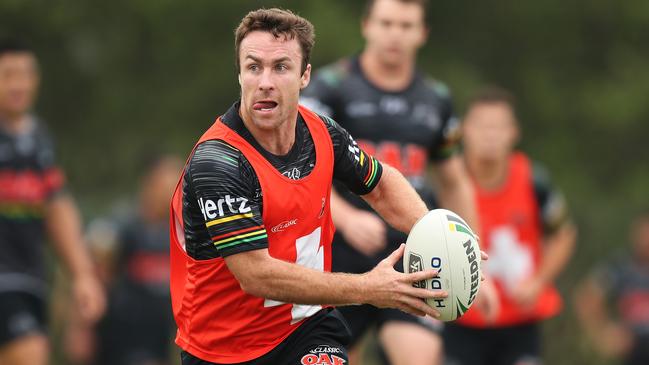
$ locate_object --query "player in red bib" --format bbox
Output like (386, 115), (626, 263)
(443, 87), (577, 365)
(169, 8), (480, 365)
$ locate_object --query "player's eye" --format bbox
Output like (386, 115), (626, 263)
(248, 64), (260, 72)
(275, 63), (288, 72)
(401, 22), (414, 31)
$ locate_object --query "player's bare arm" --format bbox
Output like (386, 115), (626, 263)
(224, 244), (445, 318)
(330, 188), (387, 256)
(361, 164), (428, 233)
(45, 194), (106, 323)
(433, 154), (479, 231)
(512, 222), (577, 308)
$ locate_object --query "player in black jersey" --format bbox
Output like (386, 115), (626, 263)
(575, 213), (649, 365)
(301, 0), (480, 364)
(0, 40), (105, 365)
(88, 155), (183, 365)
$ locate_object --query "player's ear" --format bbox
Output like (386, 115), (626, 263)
(361, 18), (370, 40)
(300, 64), (311, 89)
(512, 118), (521, 146)
(238, 73), (242, 86)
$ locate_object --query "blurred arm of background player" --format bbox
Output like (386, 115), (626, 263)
(574, 275), (633, 358)
(431, 154), (479, 231)
(330, 189), (387, 256)
(511, 220), (577, 309)
(46, 194), (106, 323)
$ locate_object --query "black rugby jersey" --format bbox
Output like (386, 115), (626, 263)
(182, 102), (382, 260)
(0, 117), (65, 295)
(115, 217), (170, 296)
(301, 56), (461, 209)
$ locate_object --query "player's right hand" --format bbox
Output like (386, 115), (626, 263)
(363, 244), (447, 318)
(339, 209), (387, 256)
(73, 274), (107, 324)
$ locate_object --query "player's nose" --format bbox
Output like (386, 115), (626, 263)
(257, 69), (275, 91)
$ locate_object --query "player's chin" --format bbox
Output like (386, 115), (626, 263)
(251, 117), (281, 131)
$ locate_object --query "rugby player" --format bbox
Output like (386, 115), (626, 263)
(0, 40), (105, 365)
(443, 86), (577, 365)
(575, 212), (649, 365)
(94, 155), (183, 365)
(301, 0), (478, 363)
(169, 8), (484, 365)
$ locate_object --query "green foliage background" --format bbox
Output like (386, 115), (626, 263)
(2, 1), (648, 364)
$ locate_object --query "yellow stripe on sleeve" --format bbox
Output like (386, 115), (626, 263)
(214, 229), (266, 246)
(206, 213), (254, 228)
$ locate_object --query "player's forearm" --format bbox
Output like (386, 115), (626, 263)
(46, 195), (95, 278)
(225, 250), (366, 305)
(536, 223), (577, 285)
(362, 164), (427, 233)
(574, 279), (610, 334)
(435, 157), (479, 231)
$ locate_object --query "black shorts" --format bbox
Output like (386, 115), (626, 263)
(443, 322), (542, 365)
(181, 308), (351, 365)
(332, 231), (441, 346)
(96, 284), (175, 365)
(0, 291), (46, 347)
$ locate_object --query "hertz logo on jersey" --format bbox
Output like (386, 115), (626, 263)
(198, 195), (251, 221)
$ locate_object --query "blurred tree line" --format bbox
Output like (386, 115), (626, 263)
(1, 0), (648, 364)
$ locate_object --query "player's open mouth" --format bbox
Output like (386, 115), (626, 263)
(253, 100), (278, 112)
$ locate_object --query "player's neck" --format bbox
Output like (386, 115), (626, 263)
(0, 111), (30, 135)
(359, 50), (415, 92)
(466, 155), (510, 191)
(239, 106), (297, 156)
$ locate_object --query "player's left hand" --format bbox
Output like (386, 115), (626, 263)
(511, 277), (543, 310)
(73, 274), (107, 323)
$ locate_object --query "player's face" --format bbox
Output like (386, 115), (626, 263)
(362, 0), (427, 67)
(238, 31), (311, 131)
(462, 102), (519, 163)
(140, 158), (183, 220)
(0, 52), (39, 117)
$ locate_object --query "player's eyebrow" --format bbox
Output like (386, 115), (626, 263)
(244, 55), (293, 64)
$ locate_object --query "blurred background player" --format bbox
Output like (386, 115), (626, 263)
(301, 0), (477, 364)
(575, 212), (649, 365)
(88, 155), (183, 365)
(444, 86), (577, 365)
(0, 40), (105, 365)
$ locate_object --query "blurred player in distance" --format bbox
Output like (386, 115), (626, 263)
(301, 0), (482, 363)
(170, 7), (487, 365)
(575, 212), (649, 365)
(86, 155), (182, 365)
(0, 40), (105, 365)
(443, 86), (577, 365)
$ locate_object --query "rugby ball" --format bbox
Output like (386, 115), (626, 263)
(404, 209), (481, 321)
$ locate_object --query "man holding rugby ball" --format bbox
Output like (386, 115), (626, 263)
(169, 8), (486, 365)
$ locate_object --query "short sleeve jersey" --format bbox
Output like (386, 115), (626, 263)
(0, 117), (66, 292)
(181, 102), (382, 260)
(300, 56), (461, 209)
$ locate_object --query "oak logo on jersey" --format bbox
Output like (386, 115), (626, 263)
(198, 195), (251, 220)
(300, 354), (345, 365)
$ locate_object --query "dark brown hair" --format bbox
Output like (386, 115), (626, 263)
(362, 0), (429, 22)
(234, 8), (315, 74)
(467, 85), (517, 111)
